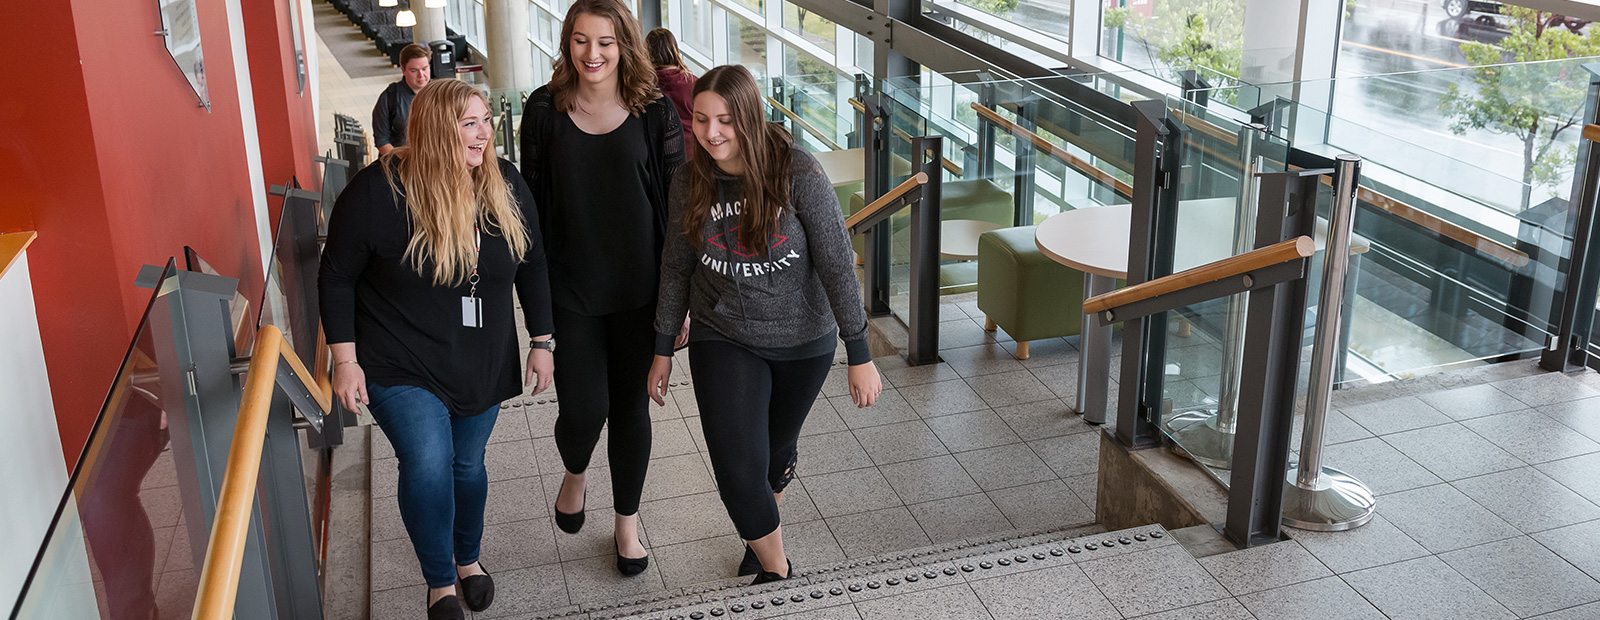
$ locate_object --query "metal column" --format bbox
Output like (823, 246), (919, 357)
(908, 136), (944, 366)
(861, 92), (893, 316)
(1114, 100), (1186, 449)
(1222, 169), (1321, 548)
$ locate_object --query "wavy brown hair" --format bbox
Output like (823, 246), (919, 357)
(683, 65), (793, 253)
(381, 79), (530, 286)
(645, 28), (689, 74)
(549, 0), (658, 115)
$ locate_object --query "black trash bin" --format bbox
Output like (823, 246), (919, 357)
(430, 39), (456, 78)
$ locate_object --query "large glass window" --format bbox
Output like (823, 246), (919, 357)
(782, 1), (835, 54)
(682, 0), (714, 56)
(730, 0), (764, 17)
(728, 13), (768, 79)
(949, 0), (1070, 46)
(1100, 0), (1245, 83)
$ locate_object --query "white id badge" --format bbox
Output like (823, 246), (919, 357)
(462, 296), (483, 328)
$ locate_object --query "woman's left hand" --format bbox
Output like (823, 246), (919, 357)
(847, 362), (882, 408)
(526, 347), (554, 395)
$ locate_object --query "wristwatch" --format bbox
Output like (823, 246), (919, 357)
(531, 338), (556, 353)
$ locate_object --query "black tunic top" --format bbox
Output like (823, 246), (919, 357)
(544, 112), (658, 315)
(318, 158), (554, 417)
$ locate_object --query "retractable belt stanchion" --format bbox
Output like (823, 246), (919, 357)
(1281, 154), (1376, 532)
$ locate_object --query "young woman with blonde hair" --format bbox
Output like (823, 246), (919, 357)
(647, 65), (880, 585)
(518, 0), (686, 577)
(321, 78), (555, 619)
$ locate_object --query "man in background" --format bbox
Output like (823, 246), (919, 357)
(373, 44), (431, 156)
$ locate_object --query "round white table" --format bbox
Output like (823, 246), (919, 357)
(941, 220), (1005, 261)
(1034, 201), (1370, 424)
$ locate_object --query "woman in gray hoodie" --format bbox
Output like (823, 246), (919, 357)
(646, 65), (881, 585)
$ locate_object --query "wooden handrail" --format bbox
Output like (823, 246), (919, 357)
(766, 96), (843, 152)
(191, 325), (327, 620)
(847, 98), (964, 176)
(845, 172), (929, 231)
(1294, 171), (1531, 268)
(1084, 236), (1315, 316)
(969, 103), (1134, 198)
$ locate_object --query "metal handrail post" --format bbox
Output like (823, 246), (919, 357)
(1221, 168), (1321, 548)
(1114, 100), (1185, 449)
(1282, 154), (1376, 532)
(1541, 65), (1600, 372)
(908, 136), (943, 366)
(861, 92), (893, 316)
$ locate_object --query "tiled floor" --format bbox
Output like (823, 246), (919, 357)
(368, 292), (1109, 617)
(368, 282), (1600, 619)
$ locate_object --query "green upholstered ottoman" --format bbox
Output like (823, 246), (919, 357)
(976, 226), (1084, 360)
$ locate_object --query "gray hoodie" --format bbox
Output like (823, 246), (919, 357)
(653, 146), (871, 365)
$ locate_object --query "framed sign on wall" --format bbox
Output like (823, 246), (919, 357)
(157, 0), (209, 109)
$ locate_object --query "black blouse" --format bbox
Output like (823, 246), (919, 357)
(318, 158), (553, 417)
(544, 112), (657, 315)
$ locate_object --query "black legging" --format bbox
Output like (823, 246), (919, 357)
(551, 303), (655, 516)
(689, 339), (833, 540)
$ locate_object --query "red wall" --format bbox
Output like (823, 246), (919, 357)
(2, 0), (316, 465)
(246, 0), (321, 226)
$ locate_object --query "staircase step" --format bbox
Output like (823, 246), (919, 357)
(527, 522), (1178, 620)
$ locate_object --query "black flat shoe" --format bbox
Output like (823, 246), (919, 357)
(738, 544), (762, 576)
(426, 594), (465, 620)
(615, 540), (649, 576)
(554, 479), (586, 534)
(750, 559), (793, 585)
(458, 563), (494, 612)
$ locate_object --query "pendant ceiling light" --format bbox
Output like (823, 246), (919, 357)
(396, 9), (416, 27)
(425, 0), (447, 7)
(379, 0), (396, 6)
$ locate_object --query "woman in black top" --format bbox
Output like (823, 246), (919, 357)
(517, 0), (685, 576)
(321, 79), (554, 620)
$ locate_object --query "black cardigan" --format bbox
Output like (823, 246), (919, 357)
(517, 87), (686, 307)
(318, 158), (554, 417)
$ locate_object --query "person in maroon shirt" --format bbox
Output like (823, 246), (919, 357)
(646, 28), (697, 158)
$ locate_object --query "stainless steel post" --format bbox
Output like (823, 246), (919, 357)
(1159, 127), (1263, 467)
(1282, 154), (1376, 531)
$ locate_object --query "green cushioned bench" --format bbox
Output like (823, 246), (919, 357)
(976, 225), (1085, 359)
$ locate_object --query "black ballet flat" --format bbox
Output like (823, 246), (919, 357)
(750, 559), (793, 585)
(554, 484), (586, 534)
(738, 544), (762, 576)
(615, 540), (650, 576)
(458, 563), (494, 612)
(426, 594), (465, 620)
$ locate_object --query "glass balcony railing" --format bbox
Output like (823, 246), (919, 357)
(8, 262), (194, 620)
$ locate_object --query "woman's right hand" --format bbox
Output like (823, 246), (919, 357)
(333, 361), (368, 412)
(646, 355), (674, 406)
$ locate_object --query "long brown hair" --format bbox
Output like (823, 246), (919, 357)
(645, 28), (689, 74)
(683, 65), (793, 252)
(382, 79), (530, 286)
(549, 0), (658, 115)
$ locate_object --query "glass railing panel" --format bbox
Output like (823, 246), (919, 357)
(879, 84), (929, 323)
(9, 261), (209, 620)
(1148, 106), (1293, 478)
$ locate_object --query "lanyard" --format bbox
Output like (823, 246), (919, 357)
(468, 225), (481, 299)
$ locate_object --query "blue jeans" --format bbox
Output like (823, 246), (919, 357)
(367, 383), (500, 588)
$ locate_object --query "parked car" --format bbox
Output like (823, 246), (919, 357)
(1441, 0), (1590, 32)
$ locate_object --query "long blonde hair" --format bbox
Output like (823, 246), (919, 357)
(382, 79), (530, 286)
